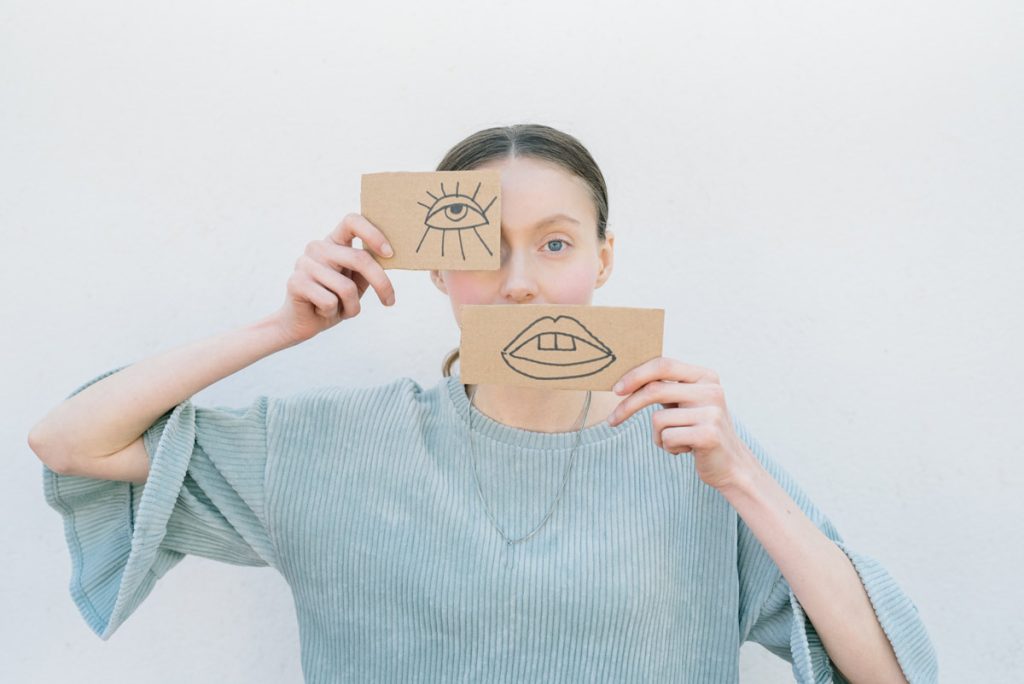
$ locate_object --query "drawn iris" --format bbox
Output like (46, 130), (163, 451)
(416, 181), (497, 259)
(426, 198), (482, 227)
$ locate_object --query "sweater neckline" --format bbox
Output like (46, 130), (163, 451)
(442, 373), (647, 450)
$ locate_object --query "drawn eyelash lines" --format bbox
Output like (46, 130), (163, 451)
(416, 180), (497, 260)
(501, 315), (617, 380)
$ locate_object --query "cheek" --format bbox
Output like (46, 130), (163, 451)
(442, 274), (493, 328)
(554, 260), (601, 303)
(443, 273), (492, 306)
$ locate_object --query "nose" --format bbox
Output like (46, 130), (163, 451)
(498, 248), (537, 303)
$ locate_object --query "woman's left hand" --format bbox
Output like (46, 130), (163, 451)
(606, 356), (758, 492)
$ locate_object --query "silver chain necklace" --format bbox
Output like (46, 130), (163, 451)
(466, 384), (593, 546)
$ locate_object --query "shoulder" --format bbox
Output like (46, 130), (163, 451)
(262, 375), (452, 463)
(267, 375), (443, 424)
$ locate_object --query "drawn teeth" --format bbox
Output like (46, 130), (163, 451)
(537, 333), (577, 351)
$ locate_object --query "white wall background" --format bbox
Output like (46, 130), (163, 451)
(3, 0), (1021, 681)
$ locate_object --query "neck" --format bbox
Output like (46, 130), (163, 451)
(465, 382), (619, 432)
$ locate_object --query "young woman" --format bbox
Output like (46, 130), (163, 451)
(31, 124), (937, 683)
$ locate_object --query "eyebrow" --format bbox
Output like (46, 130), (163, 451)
(530, 214), (581, 230)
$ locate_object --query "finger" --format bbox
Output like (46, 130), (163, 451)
(651, 407), (715, 448)
(659, 425), (703, 454)
(303, 254), (368, 313)
(315, 244), (396, 307)
(334, 278), (361, 320)
(650, 407), (703, 437)
(613, 357), (720, 396)
(608, 380), (711, 426)
(293, 270), (348, 318)
(304, 257), (364, 317)
(328, 213), (394, 258)
(349, 269), (370, 299)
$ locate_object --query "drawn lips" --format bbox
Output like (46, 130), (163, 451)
(501, 315), (616, 380)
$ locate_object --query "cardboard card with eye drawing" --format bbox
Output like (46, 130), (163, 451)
(460, 304), (665, 391)
(360, 170), (502, 270)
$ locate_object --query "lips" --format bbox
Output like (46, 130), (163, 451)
(501, 315), (616, 380)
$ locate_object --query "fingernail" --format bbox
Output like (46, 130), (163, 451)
(381, 243), (394, 258)
(613, 381), (624, 394)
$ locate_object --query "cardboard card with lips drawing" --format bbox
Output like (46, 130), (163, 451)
(459, 304), (665, 391)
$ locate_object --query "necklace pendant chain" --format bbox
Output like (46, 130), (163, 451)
(466, 384), (593, 546)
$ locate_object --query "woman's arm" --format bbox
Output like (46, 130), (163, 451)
(605, 356), (932, 682)
(722, 456), (908, 684)
(27, 314), (297, 478)
(28, 214), (397, 480)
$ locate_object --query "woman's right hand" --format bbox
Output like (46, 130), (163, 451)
(272, 213), (396, 345)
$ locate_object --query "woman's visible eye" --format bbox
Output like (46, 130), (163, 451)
(544, 239), (570, 253)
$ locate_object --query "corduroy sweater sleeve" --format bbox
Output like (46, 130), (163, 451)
(42, 365), (278, 640)
(733, 417), (939, 683)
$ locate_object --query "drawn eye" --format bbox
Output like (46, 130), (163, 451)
(424, 196), (488, 229)
(500, 315), (617, 380)
(415, 181), (497, 260)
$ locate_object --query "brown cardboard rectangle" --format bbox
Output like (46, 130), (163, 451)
(360, 170), (502, 270)
(459, 304), (665, 390)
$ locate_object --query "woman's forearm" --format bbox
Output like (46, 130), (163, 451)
(720, 456), (908, 684)
(28, 314), (297, 468)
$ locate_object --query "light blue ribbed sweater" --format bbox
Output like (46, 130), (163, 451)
(43, 365), (938, 683)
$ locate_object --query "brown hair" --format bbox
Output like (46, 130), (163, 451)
(437, 123), (610, 378)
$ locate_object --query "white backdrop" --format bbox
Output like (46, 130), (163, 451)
(3, 1), (1021, 681)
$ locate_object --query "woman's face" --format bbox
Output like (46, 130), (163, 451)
(430, 155), (615, 328)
